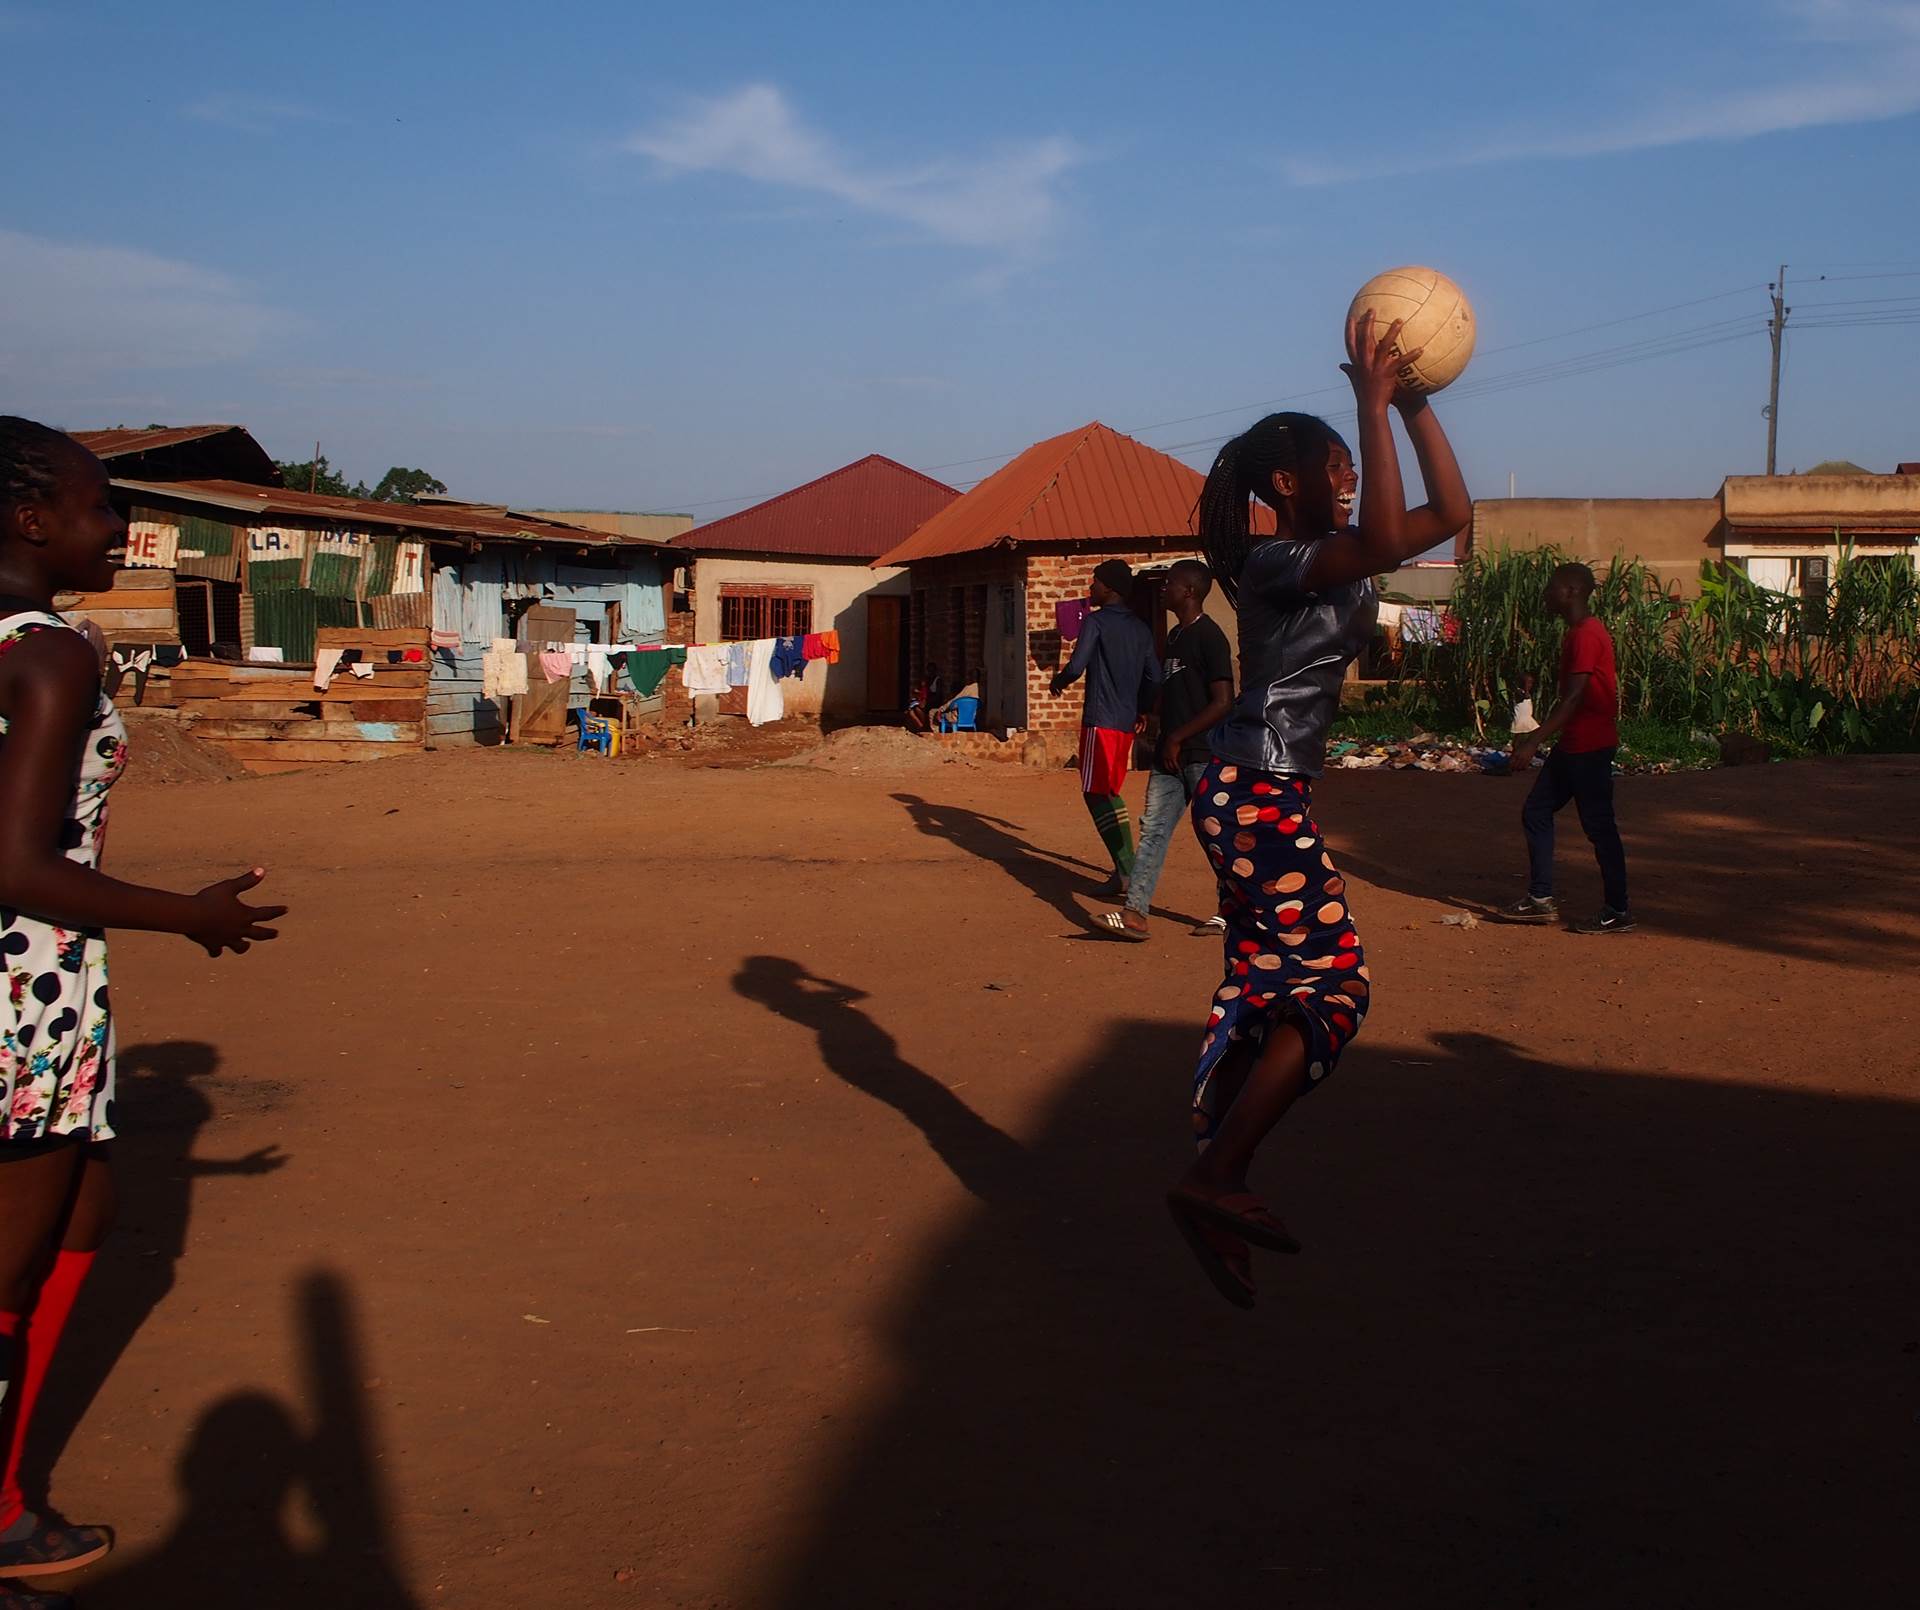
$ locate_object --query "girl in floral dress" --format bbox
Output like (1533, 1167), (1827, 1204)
(0, 418), (286, 1603)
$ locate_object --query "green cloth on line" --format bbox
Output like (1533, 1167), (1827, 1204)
(625, 646), (686, 696)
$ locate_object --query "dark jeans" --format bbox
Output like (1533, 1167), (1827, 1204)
(1522, 745), (1628, 912)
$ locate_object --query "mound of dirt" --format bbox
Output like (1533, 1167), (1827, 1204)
(120, 710), (246, 784)
(773, 725), (973, 771)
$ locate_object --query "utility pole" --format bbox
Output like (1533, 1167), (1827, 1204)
(1766, 266), (1789, 475)
(310, 440), (321, 494)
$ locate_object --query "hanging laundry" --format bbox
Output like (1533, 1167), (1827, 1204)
(802, 631), (827, 661)
(1055, 598), (1091, 641)
(586, 648), (615, 694)
(349, 661), (375, 680)
(539, 649), (573, 683)
(429, 628), (462, 651)
(403, 647), (425, 663)
(482, 640), (528, 698)
(815, 629), (841, 664)
(725, 641), (750, 686)
(745, 638), (784, 727)
(770, 636), (808, 680)
(682, 644), (731, 694)
(624, 646), (685, 697)
(1401, 607), (1442, 645)
(247, 646), (285, 663)
(313, 648), (344, 691)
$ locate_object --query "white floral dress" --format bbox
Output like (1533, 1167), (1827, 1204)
(0, 610), (127, 1143)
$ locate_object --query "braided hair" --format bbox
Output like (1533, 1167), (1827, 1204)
(0, 416), (76, 526)
(1193, 412), (1343, 604)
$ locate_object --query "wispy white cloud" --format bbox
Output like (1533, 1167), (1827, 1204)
(0, 229), (285, 378)
(625, 84), (1083, 253)
(1284, 0), (1920, 184)
(186, 92), (326, 133)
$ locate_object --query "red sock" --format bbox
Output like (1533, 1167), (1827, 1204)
(0, 1252), (94, 1532)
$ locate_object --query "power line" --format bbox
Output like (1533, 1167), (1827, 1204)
(655, 277), (1895, 513)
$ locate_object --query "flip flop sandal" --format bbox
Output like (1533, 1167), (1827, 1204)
(1093, 910), (1149, 942)
(0, 1518), (111, 1579)
(1167, 1197), (1256, 1309)
(1166, 1188), (1302, 1255)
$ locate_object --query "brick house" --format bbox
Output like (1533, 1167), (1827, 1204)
(663, 454), (957, 725)
(873, 422), (1247, 738)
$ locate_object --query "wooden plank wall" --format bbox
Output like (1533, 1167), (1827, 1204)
(55, 570), (184, 710)
(172, 626), (428, 774)
(427, 646), (505, 747)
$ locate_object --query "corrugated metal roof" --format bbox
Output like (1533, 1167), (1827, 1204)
(677, 455), (958, 559)
(72, 425), (242, 457)
(875, 423), (1212, 566)
(109, 479), (634, 549)
(71, 424), (282, 487)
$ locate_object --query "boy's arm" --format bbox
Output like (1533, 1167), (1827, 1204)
(1050, 614), (1097, 696)
(1511, 672), (1590, 765)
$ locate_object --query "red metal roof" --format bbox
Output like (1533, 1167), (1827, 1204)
(677, 455), (958, 559)
(71, 425), (239, 457)
(109, 478), (635, 548)
(876, 422), (1221, 566)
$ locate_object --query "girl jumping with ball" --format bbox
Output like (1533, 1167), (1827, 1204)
(1164, 314), (1471, 1308)
(0, 417), (286, 1604)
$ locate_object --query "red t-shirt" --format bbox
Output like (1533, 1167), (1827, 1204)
(1559, 615), (1619, 752)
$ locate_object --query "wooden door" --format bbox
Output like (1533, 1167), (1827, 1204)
(990, 581), (1026, 729)
(867, 594), (906, 710)
(511, 604), (576, 745)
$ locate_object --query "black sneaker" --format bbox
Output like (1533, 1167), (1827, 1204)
(1573, 907), (1637, 935)
(1498, 894), (1559, 924)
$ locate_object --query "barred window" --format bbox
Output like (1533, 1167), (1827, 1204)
(719, 586), (813, 640)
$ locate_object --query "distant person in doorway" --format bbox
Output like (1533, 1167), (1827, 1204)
(1095, 561), (1233, 941)
(0, 417), (287, 1603)
(1503, 563), (1632, 934)
(904, 664), (946, 733)
(1049, 561), (1161, 898)
(931, 667), (983, 729)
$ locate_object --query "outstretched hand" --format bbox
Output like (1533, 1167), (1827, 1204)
(186, 866), (287, 957)
(1341, 309), (1424, 415)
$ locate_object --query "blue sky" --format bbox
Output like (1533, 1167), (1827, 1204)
(3, 0), (1917, 517)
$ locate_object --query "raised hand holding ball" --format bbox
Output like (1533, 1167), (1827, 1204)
(1346, 267), (1476, 394)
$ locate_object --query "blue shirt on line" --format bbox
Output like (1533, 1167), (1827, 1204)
(1055, 604), (1162, 733)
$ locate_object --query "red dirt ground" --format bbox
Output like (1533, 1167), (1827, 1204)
(35, 736), (1920, 1608)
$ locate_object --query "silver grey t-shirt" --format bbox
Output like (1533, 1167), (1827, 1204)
(1209, 537), (1378, 779)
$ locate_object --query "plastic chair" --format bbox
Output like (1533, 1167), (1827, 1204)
(937, 696), (980, 733)
(576, 712), (618, 757)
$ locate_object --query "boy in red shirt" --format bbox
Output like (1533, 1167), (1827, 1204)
(1504, 563), (1633, 933)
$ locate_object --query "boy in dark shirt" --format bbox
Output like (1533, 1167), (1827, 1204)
(1050, 559), (1163, 894)
(1097, 560), (1234, 939)
(1505, 562), (1633, 933)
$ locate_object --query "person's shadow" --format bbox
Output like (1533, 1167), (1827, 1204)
(891, 791), (1209, 930)
(733, 956), (1027, 1203)
(86, 1268), (418, 1608)
(26, 1041), (287, 1503)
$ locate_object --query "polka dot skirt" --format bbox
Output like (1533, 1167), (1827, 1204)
(0, 612), (127, 1144)
(1188, 759), (1369, 1144)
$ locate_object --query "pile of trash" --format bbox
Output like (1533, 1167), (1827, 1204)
(1327, 731), (1715, 776)
(1326, 735), (1505, 774)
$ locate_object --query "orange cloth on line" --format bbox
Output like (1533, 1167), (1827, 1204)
(818, 630), (841, 664)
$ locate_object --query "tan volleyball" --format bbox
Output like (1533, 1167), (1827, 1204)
(1346, 266), (1476, 393)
